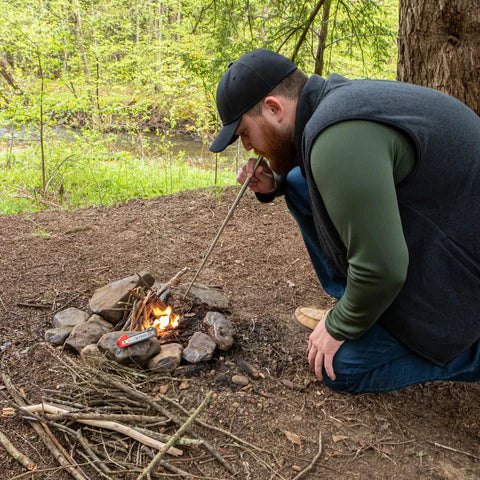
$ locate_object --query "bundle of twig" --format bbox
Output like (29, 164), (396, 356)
(119, 267), (190, 333)
(3, 344), (266, 479)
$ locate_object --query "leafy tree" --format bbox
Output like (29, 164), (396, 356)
(0, 0), (399, 135)
(0, 0), (399, 212)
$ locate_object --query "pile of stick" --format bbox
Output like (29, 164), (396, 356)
(118, 268), (189, 333)
(1, 345), (269, 480)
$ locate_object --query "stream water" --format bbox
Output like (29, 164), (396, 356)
(0, 123), (243, 173)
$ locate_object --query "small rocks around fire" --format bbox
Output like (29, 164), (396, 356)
(45, 271), (235, 373)
(148, 343), (183, 372)
(182, 332), (217, 363)
(97, 331), (161, 365)
(65, 315), (113, 353)
(203, 311), (235, 351)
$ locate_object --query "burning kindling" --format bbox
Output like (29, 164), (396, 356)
(120, 286), (181, 336)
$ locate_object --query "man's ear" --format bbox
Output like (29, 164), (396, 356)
(263, 96), (285, 122)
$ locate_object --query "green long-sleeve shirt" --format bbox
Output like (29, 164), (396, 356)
(310, 120), (415, 340)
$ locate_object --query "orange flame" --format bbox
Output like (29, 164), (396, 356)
(140, 302), (180, 335)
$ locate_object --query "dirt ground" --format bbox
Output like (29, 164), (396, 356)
(1, 186), (479, 480)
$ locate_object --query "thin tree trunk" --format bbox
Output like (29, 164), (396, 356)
(397, 0), (480, 114)
(36, 49), (46, 192)
(291, 0), (326, 63)
(177, 6), (181, 43)
(0, 52), (22, 93)
(70, 0), (95, 106)
(314, 0), (332, 76)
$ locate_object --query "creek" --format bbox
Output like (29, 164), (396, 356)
(0, 123), (243, 173)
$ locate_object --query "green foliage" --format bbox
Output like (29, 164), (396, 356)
(0, 0), (399, 214)
(0, 0), (399, 133)
(0, 129), (236, 214)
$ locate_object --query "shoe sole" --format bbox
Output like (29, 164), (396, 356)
(293, 306), (325, 331)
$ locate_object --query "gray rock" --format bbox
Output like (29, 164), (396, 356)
(53, 307), (90, 332)
(179, 284), (229, 310)
(65, 315), (113, 353)
(45, 328), (70, 345)
(80, 344), (106, 367)
(231, 374), (250, 386)
(97, 331), (160, 365)
(147, 343), (183, 372)
(89, 271), (155, 323)
(203, 311), (235, 351)
(182, 332), (216, 363)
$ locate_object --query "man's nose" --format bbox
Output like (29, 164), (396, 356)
(240, 135), (253, 151)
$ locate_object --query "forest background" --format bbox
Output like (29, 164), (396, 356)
(0, 0), (398, 214)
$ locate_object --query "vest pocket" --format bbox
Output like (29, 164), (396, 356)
(442, 237), (480, 279)
(381, 205), (480, 365)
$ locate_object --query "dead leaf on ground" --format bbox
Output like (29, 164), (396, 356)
(284, 430), (302, 446)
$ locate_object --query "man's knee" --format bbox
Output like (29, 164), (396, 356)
(322, 369), (363, 394)
(320, 343), (373, 394)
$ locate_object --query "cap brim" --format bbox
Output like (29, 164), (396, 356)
(209, 118), (241, 153)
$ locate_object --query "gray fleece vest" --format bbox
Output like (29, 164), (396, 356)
(297, 74), (480, 366)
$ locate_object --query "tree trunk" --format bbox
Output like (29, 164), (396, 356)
(397, 0), (480, 114)
(70, 0), (94, 105)
(314, 0), (332, 76)
(290, 0), (326, 63)
(0, 52), (22, 93)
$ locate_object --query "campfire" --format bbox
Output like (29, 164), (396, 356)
(148, 302), (180, 332)
(117, 267), (189, 338)
(45, 268), (235, 372)
(123, 286), (181, 336)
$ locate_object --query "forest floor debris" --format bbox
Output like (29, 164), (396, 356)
(1, 187), (480, 479)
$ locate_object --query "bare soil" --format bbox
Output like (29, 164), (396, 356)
(1, 187), (479, 480)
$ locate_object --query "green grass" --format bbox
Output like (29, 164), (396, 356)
(0, 133), (236, 214)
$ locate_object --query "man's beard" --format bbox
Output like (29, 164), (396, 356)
(255, 120), (296, 175)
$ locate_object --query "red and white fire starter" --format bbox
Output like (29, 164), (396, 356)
(116, 327), (157, 348)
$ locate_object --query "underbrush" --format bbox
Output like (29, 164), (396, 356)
(0, 133), (235, 214)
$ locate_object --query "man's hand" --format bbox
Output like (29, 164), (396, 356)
(237, 157), (277, 194)
(308, 314), (344, 381)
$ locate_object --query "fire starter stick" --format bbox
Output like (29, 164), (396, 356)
(183, 156), (263, 299)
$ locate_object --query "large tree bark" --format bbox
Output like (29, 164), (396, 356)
(397, 0), (480, 114)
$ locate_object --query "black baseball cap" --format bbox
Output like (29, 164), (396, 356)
(210, 49), (297, 153)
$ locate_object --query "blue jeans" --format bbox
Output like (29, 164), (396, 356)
(284, 166), (480, 393)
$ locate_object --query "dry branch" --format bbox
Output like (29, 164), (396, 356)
(427, 440), (480, 461)
(1, 371), (89, 480)
(156, 267), (190, 297)
(21, 404), (183, 456)
(90, 369), (237, 474)
(136, 391), (212, 480)
(0, 295), (7, 312)
(0, 429), (36, 471)
(43, 412), (168, 423)
(10, 187), (61, 208)
(292, 431), (322, 480)
(36, 344), (270, 477)
(156, 391), (266, 453)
